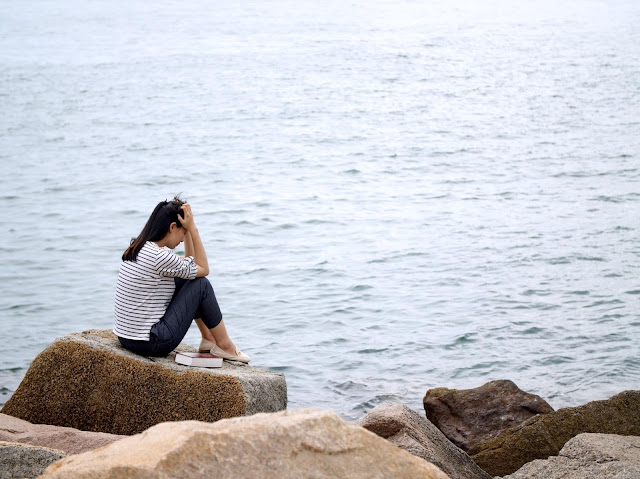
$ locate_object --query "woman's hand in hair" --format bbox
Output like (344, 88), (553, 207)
(178, 203), (209, 277)
(178, 203), (196, 231)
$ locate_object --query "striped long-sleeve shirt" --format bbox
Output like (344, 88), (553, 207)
(114, 241), (198, 340)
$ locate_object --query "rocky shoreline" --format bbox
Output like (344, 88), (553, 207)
(1, 330), (638, 478)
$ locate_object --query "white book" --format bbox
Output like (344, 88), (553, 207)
(175, 351), (223, 368)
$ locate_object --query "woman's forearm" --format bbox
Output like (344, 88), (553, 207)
(184, 230), (194, 258)
(188, 227), (210, 277)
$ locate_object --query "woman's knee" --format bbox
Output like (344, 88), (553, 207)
(193, 276), (214, 293)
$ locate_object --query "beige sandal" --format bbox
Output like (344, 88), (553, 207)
(210, 345), (251, 363)
(198, 338), (215, 352)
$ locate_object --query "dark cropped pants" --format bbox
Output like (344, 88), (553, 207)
(118, 277), (223, 357)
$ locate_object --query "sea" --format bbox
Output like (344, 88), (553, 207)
(1, 0), (639, 421)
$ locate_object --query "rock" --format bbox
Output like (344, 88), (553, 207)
(501, 433), (640, 479)
(0, 413), (125, 455)
(0, 441), (67, 479)
(423, 380), (554, 452)
(470, 390), (640, 477)
(39, 409), (451, 479)
(356, 402), (491, 479)
(1, 329), (286, 435)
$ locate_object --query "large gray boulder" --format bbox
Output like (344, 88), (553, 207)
(471, 390), (640, 477)
(356, 402), (491, 479)
(1, 329), (286, 435)
(423, 380), (554, 452)
(0, 413), (125, 455)
(501, 433), (640, 479)
(0, 441), (66, 479)
(40, 409), (451, 479)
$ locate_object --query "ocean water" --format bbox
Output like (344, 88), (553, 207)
(1, 0), (639, 420)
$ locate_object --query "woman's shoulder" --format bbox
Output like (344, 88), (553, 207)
(141, 241), (164, 252)
(137, 241), (165, 260)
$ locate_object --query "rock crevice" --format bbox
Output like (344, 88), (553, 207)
(357, 402), (491, 479)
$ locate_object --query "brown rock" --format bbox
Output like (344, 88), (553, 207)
(40, 409), (451, 479)
(1, 329), (286, 435)
(0, 413), (124, 455)
(501, 433), (640, 479)
(470, 390), (640, 477)
(356, 402), (491, 479)
(0, 441), (66, 479)
(423, 380), (554, 451)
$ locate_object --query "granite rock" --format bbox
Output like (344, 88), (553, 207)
(423, 380), (554, 452)
(0, 441), (67, 479)
(356, 402), (491, 479)
(0, 413), (125, 455)
(471, 390), (640, 477)
(501, 433), (640, 479)
(40, 409), (451, 479)
(1, 329), (286, 435)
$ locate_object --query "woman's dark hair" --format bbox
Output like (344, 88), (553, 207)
(122, 196), (186, 261)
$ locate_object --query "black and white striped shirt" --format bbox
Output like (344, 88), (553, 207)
(113, 241), (198, 340)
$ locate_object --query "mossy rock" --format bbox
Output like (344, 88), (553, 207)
(0, 441), (67, 479)
(1, 329), (286, 435)
(470, 390), (640, 477)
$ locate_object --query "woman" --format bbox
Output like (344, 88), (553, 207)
(113, 197), (250, 363)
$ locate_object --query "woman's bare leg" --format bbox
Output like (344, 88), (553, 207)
(195, 318), (214, 342)
(195, 318), (236, 355)
(209, 319), (236, 354)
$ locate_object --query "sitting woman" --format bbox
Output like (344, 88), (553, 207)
(113, 197), (250, 363)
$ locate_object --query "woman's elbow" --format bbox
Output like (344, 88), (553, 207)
(197, 265), (210, 277)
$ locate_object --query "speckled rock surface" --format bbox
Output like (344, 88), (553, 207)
(39, 409), (451, 479)
(0, 441), (67, 479)
(470, 390), (640, 477)
(356, 402), (491, 479)
(501, 433), (640, 479)
(0, 413), (125, 455)
(1, 329), (286, 435)
(423, 380), (554, 452)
